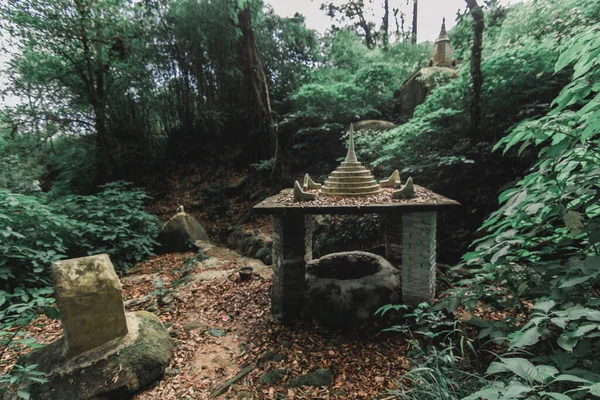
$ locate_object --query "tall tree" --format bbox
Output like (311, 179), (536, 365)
(322, 0), (376, 48)
(236, 2), (274, 160)
(382, 0), (390, 49)
(465, 0), (484, 135)
(411, 0), (418, 43)
(0, 0), (149, 183)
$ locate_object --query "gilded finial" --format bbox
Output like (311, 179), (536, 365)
(439, 18), (447, 36)
(345, 124), (358, 163)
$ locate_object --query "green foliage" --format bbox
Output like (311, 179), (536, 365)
(0, 287), (55, 400)
(0, 182), (159, 289)
(288, 33), (430, 121)
(444, 24), (600, 399)
(377, 303), (487, 399)
(0, 0), (321, 190)
(0, 191), (75, 287)
(54, 182), (160, 269)
(0, 115), (44, 194)
(0, 363), (49, 399)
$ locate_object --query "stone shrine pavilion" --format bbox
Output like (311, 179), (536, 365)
(253, 126), (459, 323)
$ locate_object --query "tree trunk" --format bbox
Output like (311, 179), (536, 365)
(237, 5), (274, 161)
(411, 0), (418, 44)
(465, 0), (484, 136)
(74, 0), (110, 184)
(382, 0), (389, 50)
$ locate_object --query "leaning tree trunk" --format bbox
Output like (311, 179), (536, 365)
(237, 5), (274, 162)
(466, 0), (484, 136)
(411, 0), (418, 44)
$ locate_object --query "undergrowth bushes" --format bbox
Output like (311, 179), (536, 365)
(445, 24), (600, 399)
(0, 182), (159, 292)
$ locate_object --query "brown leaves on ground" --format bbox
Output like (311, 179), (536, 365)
(3, 249), (411, 399)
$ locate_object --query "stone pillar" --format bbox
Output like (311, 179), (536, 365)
(271, 213), (313, 322)
(385, 212), (403, 272)
(52, 254), (128, 356)
(401, 212), (437, 305)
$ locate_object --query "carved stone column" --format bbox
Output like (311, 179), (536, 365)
(401, 212), (437, 305)
(271, 213), (313, 322)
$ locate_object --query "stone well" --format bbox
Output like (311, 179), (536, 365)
(303, 251), (401, 328)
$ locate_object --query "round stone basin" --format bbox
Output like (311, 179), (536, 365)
(303, 251), (401, 329)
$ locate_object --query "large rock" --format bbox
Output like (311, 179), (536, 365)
(394, 66), (458, 118)
(303, 251), (401, 329)
(226, 228), (272, 264)
(20, 311), (174, 400)
(348, 120), (396, 132)
(158, 209), (209, 253)
(52, 254), (128, 356)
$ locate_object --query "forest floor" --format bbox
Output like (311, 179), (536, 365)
(2, 241), (412, 400)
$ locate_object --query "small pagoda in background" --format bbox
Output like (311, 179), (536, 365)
(395, 18), (458, 118)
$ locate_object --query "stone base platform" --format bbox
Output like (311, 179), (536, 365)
(20, 311), (173, 400)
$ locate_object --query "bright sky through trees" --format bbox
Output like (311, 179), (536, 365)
(264, 0), (524, 42)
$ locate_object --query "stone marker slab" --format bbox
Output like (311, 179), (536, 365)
(52, 254), (128, 356)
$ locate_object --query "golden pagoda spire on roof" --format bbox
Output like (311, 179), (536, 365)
(345, 124), (358, 163)
(321, 125), (382, 197)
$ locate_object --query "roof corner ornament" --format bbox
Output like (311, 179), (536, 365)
(294, 180), (316, 202)
(303, 173), (322, 190)
(392, 177), (415, 199)
(380, 170), (402, 189)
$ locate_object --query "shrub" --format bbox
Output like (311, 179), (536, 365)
(0, 182), (159, 291)
(0, 191), (76, 288)
(445, 24), (600, 399)
(55, 182), (160, 270)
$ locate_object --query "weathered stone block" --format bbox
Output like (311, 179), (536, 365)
(52, 254), (128, 356)
(20, 311), (173, 400)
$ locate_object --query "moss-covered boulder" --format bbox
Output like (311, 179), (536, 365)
(20, 311), (174, 400)
(158, 210), (209, 253)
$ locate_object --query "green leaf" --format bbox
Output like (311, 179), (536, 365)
(536, 365), (559, 381)
(509, 326), (542, 350)
(551, 317), (569, 329)
(17, 390), (30, 400)
(540, 392), (572, 400)
(560, 276), (592, 288)
(557, 335), (578, 352)
(499, 358), (539, 382)
(42, 306), (60, 320)
(552, 374), (591, 384)
(532, 300), (556, 314)
(487, 361), (509, 375)
(588, 383), (600, 396)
